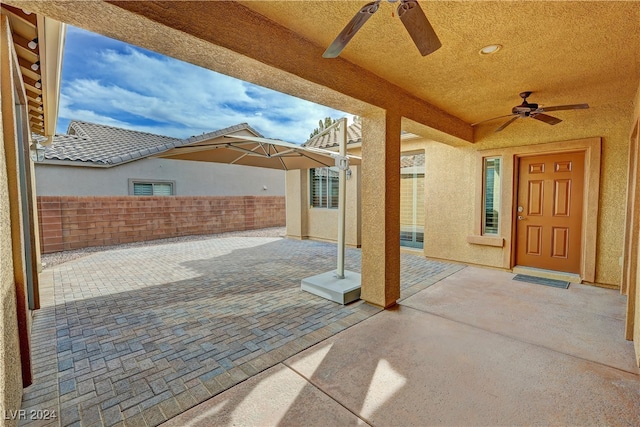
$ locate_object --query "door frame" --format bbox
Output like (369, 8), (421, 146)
(476, 137), (601, 282)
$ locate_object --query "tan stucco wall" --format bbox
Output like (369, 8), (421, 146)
(285, 169), (306, 240)
(1, 15), (23, 425)
(633, 81), (640, 366)
(415, 101), (633, 287)
(0, 113), (22, 427)
(286, 165), (361, 247)
(420, 141), (506, 268)
(635, 210), (640, 366)
(287, 101), (630, 288)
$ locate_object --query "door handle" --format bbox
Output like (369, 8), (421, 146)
(518, 215), (526, 220)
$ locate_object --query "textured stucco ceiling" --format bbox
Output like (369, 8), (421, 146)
(9, 0), (640, 142)
(240, 1), (640, 126)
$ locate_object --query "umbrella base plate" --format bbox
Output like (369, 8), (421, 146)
(301, 270), (361, 305)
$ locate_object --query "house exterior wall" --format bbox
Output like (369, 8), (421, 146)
(634, 122), (640, 366)
(37, 195), (285, 253)
(630, 81), (640, 366)
(287, 101), (632, 289)
(1, 16), (26, 426)
(0, 94), (22, 427)
(34, 157), (285, 196)
(285, 165), (361, 247)
(417, 101), (632, 288)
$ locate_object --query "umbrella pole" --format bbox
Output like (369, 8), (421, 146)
(336, 118), (347, 279)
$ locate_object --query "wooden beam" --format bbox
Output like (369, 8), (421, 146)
(28, 101), (42, 113)
(1, 4), (37, 27)
(17, 55), (39, 74)
(11, 32), (39, 57)
(23, 75), (41, 89)
(26, 86), (41, 98)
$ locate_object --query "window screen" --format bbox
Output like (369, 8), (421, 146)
(310, 168), (339, 209)
(132, 182), (173, 196)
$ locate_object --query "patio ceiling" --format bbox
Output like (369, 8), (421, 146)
(8, 1), (640, 145)
(239, 0), (640, 128)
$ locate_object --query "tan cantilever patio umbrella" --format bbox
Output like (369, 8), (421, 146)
(156, 122), (360, 302)
(156, 134), (361, 170)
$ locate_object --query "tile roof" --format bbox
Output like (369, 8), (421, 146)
(400, 153), (425, 169)
(302, 120), (362, 149)
(44, 121), (261, 166)
(184, 123), (263, 144)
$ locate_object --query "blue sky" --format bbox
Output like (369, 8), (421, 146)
(57, 26), (349, 144)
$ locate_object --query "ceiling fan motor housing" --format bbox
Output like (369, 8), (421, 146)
(472, 91), (589, 132)
(513, 102), (539, 115)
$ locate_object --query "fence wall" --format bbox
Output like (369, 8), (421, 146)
(37, 196), (285, 253)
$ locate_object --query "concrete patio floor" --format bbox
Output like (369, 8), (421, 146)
(21, 236), (464, 427)
(166, 267), (640, 426)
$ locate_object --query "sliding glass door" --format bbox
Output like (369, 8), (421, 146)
(400, 153), (425, 249)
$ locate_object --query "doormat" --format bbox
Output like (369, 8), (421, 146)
(513, 274), (570, 289)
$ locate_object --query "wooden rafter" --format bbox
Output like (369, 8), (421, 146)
(2, 3), (45, 135)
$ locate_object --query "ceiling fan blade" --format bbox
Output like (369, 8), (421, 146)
(540, 103), (589, 112)
(323, 1), (381, 58)
(495, 116), (519, 132)
(471, 114), (516, 127)
(532, 113), (562, 125)
(397, 0), (442, 56)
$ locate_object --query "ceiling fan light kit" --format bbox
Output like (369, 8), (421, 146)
(323, 0), (441, 59)
(479, 44), (502, 55)
(473, 92), (590, 132)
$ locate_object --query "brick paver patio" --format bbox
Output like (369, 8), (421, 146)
(21, 237), (463, 427)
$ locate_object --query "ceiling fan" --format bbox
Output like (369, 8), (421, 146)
(473, 92), (590, 132)
(323, 0), (441, 59)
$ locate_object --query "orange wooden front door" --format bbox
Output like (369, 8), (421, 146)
(516, 152), (584, 273)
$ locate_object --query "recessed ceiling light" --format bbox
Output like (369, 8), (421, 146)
(479, 44), (502, 55)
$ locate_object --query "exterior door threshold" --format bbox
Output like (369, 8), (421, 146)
(512, 266), (582, 284)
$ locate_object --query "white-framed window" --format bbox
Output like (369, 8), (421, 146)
(128, 179), (175, 196)
(310, 167), (339, 209)
(482, 157), (501, 235)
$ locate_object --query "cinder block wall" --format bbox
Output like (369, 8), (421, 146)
(37, 196), (285, 254)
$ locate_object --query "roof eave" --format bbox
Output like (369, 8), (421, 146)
(37, 15), (65, 144)
(38, 159), (113, 168)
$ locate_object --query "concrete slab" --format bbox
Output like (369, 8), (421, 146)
(285, 305), (640, 426)
(162, 363), (368, 427)
(301, 270), (361, 304)
(402, 266), (638, 374)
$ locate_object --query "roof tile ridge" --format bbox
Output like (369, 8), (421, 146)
(72, 120), (182, 141)
(181, 122), (263, 146)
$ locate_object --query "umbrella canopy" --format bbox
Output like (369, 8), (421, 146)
(156, 134), (361, 171)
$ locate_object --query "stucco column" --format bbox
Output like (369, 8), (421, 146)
(285, 169), (307, 239)
(361, 110), (401, 307)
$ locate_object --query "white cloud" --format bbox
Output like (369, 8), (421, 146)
(58, 93), (130, 129)
(58, 32), (350, 143)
